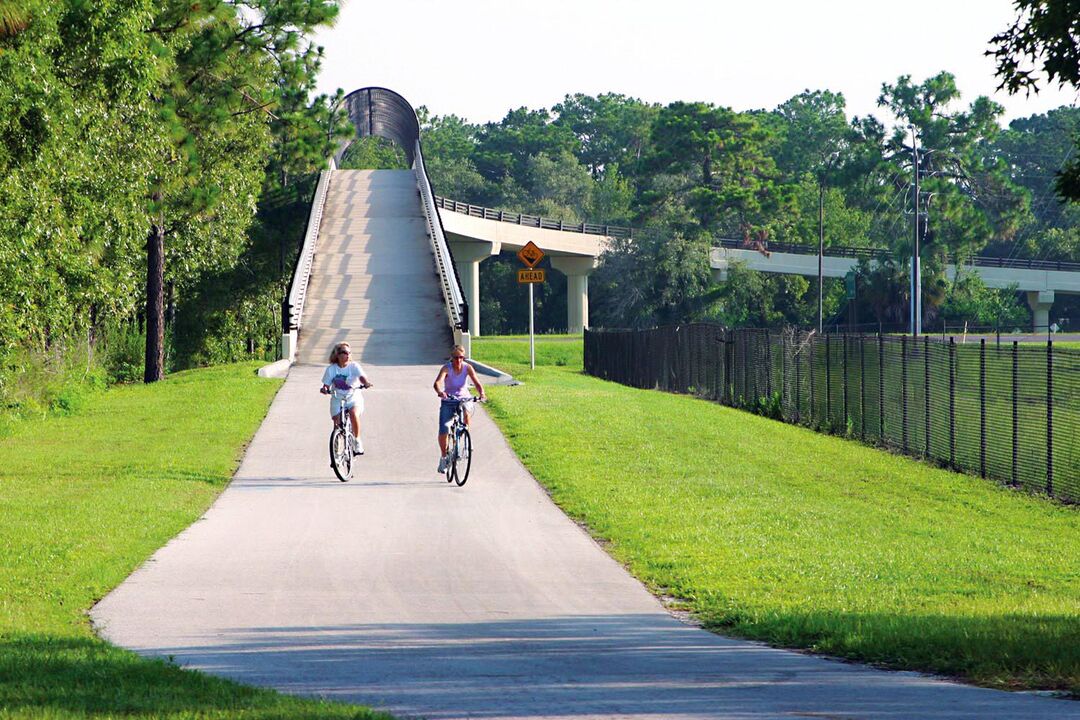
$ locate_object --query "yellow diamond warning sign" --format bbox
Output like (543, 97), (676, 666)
(517, 269), (546, 284)
(517, 241), (545, 269)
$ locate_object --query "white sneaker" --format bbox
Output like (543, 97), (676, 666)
(353, 438), (364, 455)
(437, 455), (448, 473)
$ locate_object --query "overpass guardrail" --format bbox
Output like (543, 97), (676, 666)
(434, 195), (1080, 272)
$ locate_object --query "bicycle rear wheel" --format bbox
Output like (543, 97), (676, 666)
(451, 428), (472, 486)
(330, 427), (353, 482)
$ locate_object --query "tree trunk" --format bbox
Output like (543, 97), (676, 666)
(144, 208), (165, 383)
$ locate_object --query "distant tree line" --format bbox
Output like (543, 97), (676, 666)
(421, 78), (1080, 334)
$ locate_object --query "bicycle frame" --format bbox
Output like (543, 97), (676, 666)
(443, 396), (479, 486)
(328, 387), (360, 482)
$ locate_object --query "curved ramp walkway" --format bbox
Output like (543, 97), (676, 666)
(92, 365), (1075, 719)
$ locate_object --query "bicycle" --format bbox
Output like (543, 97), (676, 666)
(442, 396), (482, 486)
(325, 385), (368, 482)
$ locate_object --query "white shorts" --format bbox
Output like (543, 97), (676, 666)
(330, 393), (364, 417)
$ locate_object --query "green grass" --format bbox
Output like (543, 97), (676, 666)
(0, 363), (386, 719)
(475, 336), (1080, 694)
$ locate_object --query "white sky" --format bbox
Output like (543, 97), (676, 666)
(313, 0), (1079, 127)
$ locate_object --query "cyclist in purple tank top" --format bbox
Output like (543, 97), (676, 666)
(433, 344), (486, 473)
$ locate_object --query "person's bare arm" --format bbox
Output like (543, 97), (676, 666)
(433, 367), (449, 398)
(466, 365), (486, 400)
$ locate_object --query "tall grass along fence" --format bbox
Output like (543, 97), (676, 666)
(585, 325), (1079, 504)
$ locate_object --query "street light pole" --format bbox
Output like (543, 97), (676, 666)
(910, 126), (922, 337)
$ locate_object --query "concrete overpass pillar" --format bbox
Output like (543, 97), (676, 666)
(1026, 290), (1055, 332)
(449, 240), (498, 336)
(550, 256), (597, 334)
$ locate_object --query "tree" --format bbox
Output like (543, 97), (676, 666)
(940, 271), (1027, 330)
(417, 109), (489, 201)
(877, 72), (1027, 259)
(989, 0), (1080, 201)
(524, 150), (593, 222)
(773, 90), (853, 183)
(0, 0), (164, 357)
(552, 92), (657, 179)
(647, 102), (787, 238)
(991, 107), (1080, 230)
(338, 136), (408, 169)
(141, 0), (340, 382)
(473, 107), (579, 187)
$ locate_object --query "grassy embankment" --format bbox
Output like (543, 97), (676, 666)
(473, 336), (1080, 694)
(0, 363), (384, 719)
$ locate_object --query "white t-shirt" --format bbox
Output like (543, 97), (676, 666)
(322, 361), (366, 402)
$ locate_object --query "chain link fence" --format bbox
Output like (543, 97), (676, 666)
(584, 325), (1078, 504)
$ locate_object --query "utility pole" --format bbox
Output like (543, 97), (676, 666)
(910, 126), (922, 337)
(818, 180), (824, 334)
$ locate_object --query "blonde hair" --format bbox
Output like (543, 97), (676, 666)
(450, 345), (466, 358)
(329, 342), (351, 364)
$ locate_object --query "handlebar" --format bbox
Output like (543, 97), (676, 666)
(440, 395), (485, 403)
(322, 383), (372, 397)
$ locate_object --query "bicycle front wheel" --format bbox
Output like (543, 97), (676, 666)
(452, 428), (472, 486)
(330, 427), (352, 482)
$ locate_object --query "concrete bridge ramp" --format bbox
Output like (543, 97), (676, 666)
(296, 169), (451, 366)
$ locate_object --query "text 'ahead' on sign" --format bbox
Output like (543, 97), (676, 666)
(517, 269), (546, 284)
(517, 241), (545, 269)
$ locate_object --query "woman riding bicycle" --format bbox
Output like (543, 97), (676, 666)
(433, 345), (485, 473)
(320, 342), (372, 455)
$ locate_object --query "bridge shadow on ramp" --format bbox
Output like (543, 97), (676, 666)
(143, 615), (1061, 720)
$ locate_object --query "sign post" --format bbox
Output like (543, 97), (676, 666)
(516, 241), (546, 370)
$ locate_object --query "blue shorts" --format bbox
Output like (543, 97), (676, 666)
(439, 398), (471, 434)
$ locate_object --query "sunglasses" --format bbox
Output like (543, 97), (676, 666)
(451, 355), (465, 361)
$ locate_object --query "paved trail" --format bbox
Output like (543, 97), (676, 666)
(92, 364), (1077, 720)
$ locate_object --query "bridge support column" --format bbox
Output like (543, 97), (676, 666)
(1027, 290), (1055, 333)
(449, 240), (498, 337)
(550, 256), (597, 334)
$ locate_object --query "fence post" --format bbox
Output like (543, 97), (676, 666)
(842, 335), (849, 432)
(980, 338), (987, 479)
(924, 336), (930, 458)
(809, 336), (816, 425)
(860, 335), (866, 440)
(825, 335), (832, 428)
(780, 333), (787, 418)
(724, 330), (732, 405)
(765, 331), (773, 400)
(795, 335), (802, 423)
(742, 331), (750, 407)
(756, 332), (764, 405)
(1047, 340), (1054, 496)
(949, 337), (956, 469)
(1012, 341), (1019, 486)
(878, 333), (885, 441)
(901, 335), (908, 453)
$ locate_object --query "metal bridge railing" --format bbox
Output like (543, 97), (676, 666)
(281, 168), (332, 361)
(416, 142), (469, 342)
(434, 196), (635, 239)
